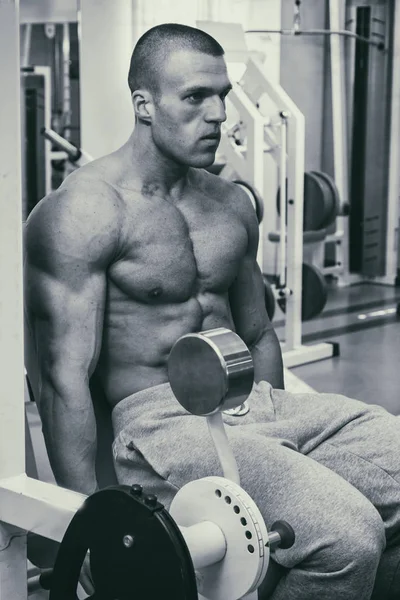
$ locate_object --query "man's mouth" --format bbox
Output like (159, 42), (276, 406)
(201, 133), (221, 141)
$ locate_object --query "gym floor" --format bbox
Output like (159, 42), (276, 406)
(275, 282), (400, 414)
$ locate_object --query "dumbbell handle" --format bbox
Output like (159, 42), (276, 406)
(207, 412), (240, 485)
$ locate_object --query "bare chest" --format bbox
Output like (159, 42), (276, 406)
(108, 192), (248, 302)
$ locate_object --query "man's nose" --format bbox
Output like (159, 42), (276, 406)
(204, 96), (227, 123)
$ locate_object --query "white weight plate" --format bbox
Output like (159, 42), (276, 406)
(170, 476), (269, 600)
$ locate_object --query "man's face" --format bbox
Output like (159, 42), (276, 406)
(150, 49), (232, 168)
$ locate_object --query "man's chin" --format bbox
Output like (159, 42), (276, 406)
(188, 152), (217, 169)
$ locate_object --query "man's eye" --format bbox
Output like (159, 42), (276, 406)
(186, 93), (203, 103)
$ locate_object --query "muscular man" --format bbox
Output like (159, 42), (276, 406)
(24, 24), (400, 600)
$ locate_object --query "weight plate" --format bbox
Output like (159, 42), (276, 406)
(277, 172), (331, 231)
(170, 476), (270, 600)
(233, 180), (264, 224)
(310, 170), (341, 228)
(303, 171), (330, 231)
(263, 275), (276, 321)
(277, 263), (327, 321)
(49, 486), (198, 600)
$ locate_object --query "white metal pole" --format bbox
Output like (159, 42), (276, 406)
(62, 23), (72, 141)
(278, 114), (287, 288)
(383, 1), (400, 283)
(284, 110), (305, 351)
(35, 66), (52, 196)
(0, 0), (25, 494)
(0, 0), (27, 596)
(329, 0), (350, 284)
(247, 114), (265, 268)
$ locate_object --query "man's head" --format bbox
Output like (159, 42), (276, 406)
(128, 24), (232, 168)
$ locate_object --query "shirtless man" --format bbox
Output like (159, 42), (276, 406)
(24, 24), (400, 600)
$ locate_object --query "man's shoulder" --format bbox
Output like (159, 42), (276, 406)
(193, 169), (258, 220)
(29, 167), (122, 227)
(25, 169), (123, 259)
(193, 168), (239, 199)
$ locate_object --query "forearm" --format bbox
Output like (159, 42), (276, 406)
(250, 326), (284, 389)
(38, 377), (98, 495)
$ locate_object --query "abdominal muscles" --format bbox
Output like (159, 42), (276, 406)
(95, 286), (236, 405)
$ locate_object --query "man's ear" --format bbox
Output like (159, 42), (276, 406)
(132, 89), (154, 123)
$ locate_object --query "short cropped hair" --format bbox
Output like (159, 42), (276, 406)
(128, 23), (225, 97)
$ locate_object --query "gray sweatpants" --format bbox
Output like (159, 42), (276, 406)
(111, 381), (400, 599)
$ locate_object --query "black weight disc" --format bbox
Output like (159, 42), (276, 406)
(263, 275), (276, 321)
(49, 486), (198, 600)
(276, 171), (340, 231)
(234, 179), (264, 224)
(303, 171), (330, 231)
(310, 170), (341, 228)
(277, 263), (327, 321)
(277, 172), (336, 231)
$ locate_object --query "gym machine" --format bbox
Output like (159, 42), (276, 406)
(5, 330), (296, 600)
(215, 53), (339, 368)
(21, 65), (53, 214)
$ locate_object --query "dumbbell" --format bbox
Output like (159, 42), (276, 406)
(168, 327), (295, 600)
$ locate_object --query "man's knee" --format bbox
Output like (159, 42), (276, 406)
(275, 495), (385, 590)
(302, 501), (386, 598)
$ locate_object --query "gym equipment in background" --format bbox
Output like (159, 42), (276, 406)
(202, 24), (339, 367)
(268, 169), (342, 321)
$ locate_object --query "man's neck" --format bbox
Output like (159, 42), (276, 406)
(124, 127), (191, 200)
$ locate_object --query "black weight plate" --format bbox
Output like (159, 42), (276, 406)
(233, 179), (264, 224)
(277, 263), (327, 321)
(310, 170), (341, 228)
(263, 275), (276, 321)
(301, 263), (328, 320)
(49, 486), (198, 600)
(277, 172), (330, 231)
(303, 171), (330, 231)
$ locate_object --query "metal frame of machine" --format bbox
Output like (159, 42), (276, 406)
(219, 55), (336, 368)
(0, 4), (68, 597)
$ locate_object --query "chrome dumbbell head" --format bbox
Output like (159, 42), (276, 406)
(167, 327), (254, 416)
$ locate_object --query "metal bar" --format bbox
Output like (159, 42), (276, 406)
(42, 126), (80, 160)
(0, 1), (27, 595)
(284, 101), (304, 351)
(180, 522), (226, 569)
(382, 1), (400, 282)
(0, 475), (85, 543)
(220, 85), (267, 267)
(21, 23), (32, 68)
(0, 0), (25, 486)
(328, 0), (350, 284)
(278, 114), (287, 287)
(282, 343), (335, 368)
(245, 29), (385, 50)
(34, 66), (52, 196)
(62, 23), (71, 141)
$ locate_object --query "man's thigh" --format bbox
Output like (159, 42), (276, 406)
(214, 431), (385, 572)
(307, 405), (400, 543)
